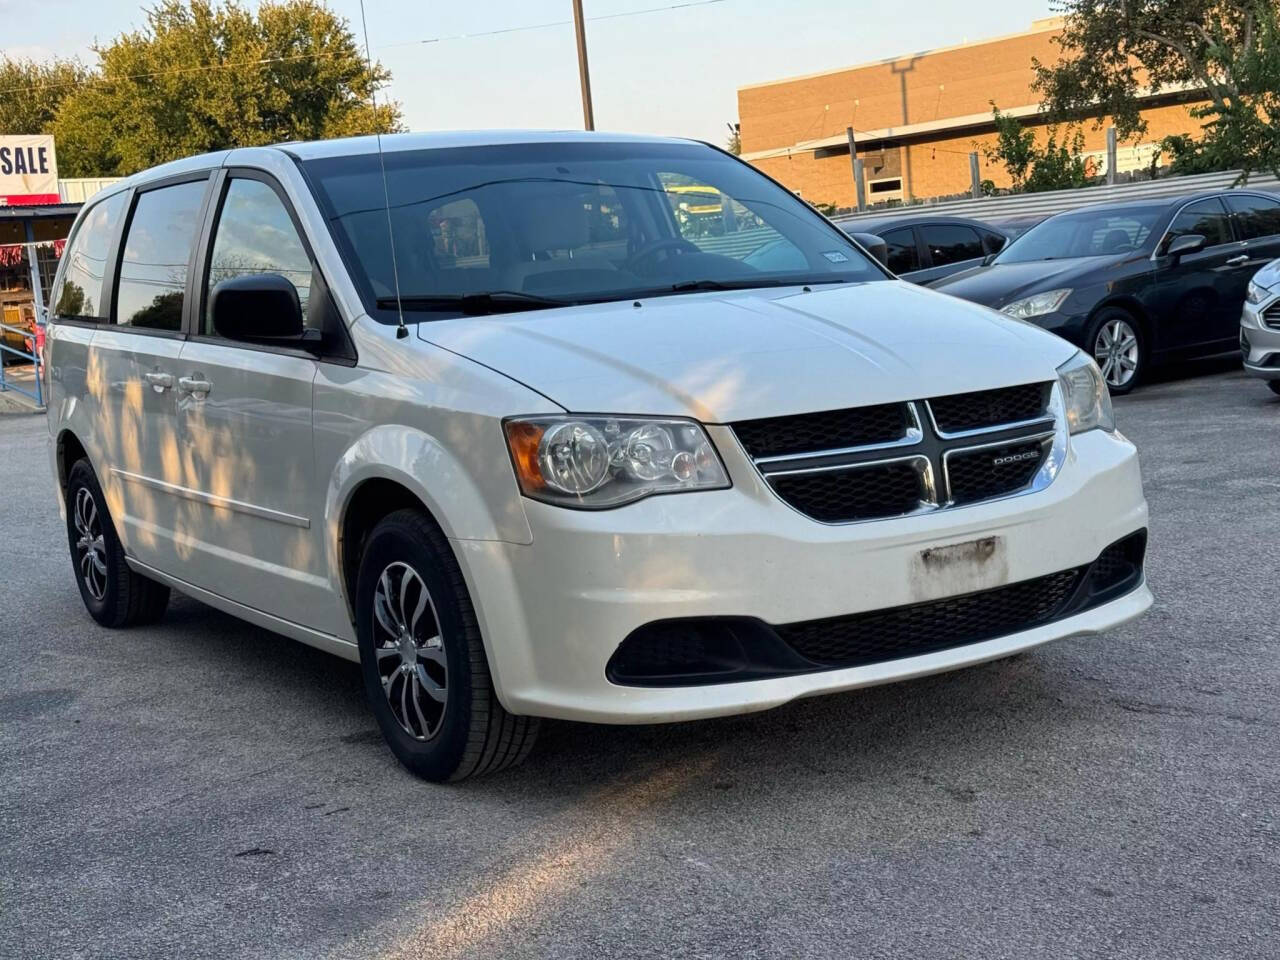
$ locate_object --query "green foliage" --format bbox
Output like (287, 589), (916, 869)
(0, 58), (90, 136)
(0, 0), (401, 177)
(1034, 0), (1280, 179)
(984, 106), (1095, 192)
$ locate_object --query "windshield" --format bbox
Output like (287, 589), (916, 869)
(302, 140), (887, 321)
(994, 205), (1165, 263)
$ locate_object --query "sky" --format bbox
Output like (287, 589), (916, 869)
(1, 0), (1055, 146)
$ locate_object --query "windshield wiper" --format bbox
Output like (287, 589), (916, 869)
(376, 291), (572, 315)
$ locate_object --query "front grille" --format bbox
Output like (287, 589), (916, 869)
(732, 403), (909, 459)
(779, 569), (1082, 666)
(730, 382), (1056, 523)
(770, 460), (925, 522)
(929, 383), (1050, 434)
(945, 437), (1049, 506)
(1265, 302), (1280, 330)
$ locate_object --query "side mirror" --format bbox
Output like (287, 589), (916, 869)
(1164, 233), (1206, 261)
(982, 253), (998, 266)
(211, 274), (317, 350)
(850, 232), (889, 267)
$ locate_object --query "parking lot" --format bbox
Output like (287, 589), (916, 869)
(2, 362), (1278, 960)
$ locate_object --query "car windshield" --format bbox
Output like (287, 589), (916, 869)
(302, 140), (887, 321)
(994, 205), (1165, 263)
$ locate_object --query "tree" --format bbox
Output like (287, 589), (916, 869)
(984, 106), (1095, 192)
(0, 0), (402, 177)
(1033, 0), (1280, 179)
(0, 58), (91, 135)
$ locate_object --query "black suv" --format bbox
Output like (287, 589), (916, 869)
(931, 191), (1280, 393)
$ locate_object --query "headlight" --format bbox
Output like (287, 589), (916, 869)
(1246, 279), (1269, 305)
(505, 415), (730, 508)
(1000, 288), (1072, 319)
(1057, 351), (1115, 434)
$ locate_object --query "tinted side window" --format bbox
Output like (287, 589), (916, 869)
(53, 192), (126, 320)
(921, 224), (983, 266)
(205, 178), (313, 335)
(115, 179), (207, 331)
(1164, 198), (1233, 250)
(881, 227), (920, 273)
(981, 230), (1007, 256)
(1226, 194), (1280, 241)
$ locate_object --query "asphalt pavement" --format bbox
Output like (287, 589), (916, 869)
(2, 361), (1278, 959)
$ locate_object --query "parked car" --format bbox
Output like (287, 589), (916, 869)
(837, 215), (1009, 284)
(1241, 257), (1280, 395)
(45, 132), (1151, 781)
(931, 191), (1280, 393)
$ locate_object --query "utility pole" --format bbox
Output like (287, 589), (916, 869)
(571, 0), (595, 130)
(847, 127), (866, 212)
(1106, 125), (1117, 185)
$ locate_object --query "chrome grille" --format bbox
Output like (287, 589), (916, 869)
(1264, 301), (1280, 330)
(731, 383), (1060, 523)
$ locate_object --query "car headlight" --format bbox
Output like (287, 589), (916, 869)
(1057, 351), (1115, 434)
(1000, 288), (1072, 319)
(504, 415), (730, 508)
(1246, 279), (1269, 305)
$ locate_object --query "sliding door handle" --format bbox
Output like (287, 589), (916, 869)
(143, 371), (174, 392)
(178, 376), (212, 398)
(1226, 254), (1249, 266)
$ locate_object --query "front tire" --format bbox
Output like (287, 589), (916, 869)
(355, 509), (538, 782)
(65, 459), (170, 627)
(1267, 381), (1280, 397)
(1089, 309), (1144, 395)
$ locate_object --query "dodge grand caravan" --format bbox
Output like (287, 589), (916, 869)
(45, 132), (1152, 781)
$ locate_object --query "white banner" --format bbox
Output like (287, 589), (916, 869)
(0, 135), (59, 206)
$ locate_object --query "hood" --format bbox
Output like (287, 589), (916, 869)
(930, 255), (1125, 309)
(418, 281), (1078, 422)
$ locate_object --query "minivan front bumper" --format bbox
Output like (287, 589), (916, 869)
(455, 425), (1150, 723)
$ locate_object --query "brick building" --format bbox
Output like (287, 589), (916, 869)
(736, 18), (1209, 208)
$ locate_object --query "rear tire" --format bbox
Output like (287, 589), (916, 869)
(1088, 308), (1144, 395)
(65, 459), (170, 627)
(355, 508), (538, 782)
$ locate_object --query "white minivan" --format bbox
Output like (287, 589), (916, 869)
(46, 132), (1152, 780)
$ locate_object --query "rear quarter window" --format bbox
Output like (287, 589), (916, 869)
(52, 192), (126, 321)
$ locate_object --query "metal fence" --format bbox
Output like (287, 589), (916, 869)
(0, 321), (43, 409)
(832, 169), (1280, 227)
(0, 241), (49, 409)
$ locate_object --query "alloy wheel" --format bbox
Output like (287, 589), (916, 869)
(372, 561), (448, 741)
(73, 486), (108, 601)
(1093, 318), (1140, 389)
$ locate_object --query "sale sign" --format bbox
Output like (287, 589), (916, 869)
(0, 135), (59, 206)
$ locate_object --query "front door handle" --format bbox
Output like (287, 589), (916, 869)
(1226, 254), (1249, 266)
(143, 371), (174, 393)
(178, 375), (212, 398)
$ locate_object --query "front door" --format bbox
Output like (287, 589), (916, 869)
(1150, 197), (1247, 355)
(172, 173), (328, 628)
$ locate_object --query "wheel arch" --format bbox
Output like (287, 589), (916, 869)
(325, 424), (532, 625)
(55, 428), (89, 492)
(1089, 297), (1150, 346)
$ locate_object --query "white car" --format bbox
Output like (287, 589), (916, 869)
(45, 132), (1152, 781)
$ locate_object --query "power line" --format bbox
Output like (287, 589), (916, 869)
(380, 0), (727, 48)
(0, 0), (730, 96)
